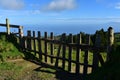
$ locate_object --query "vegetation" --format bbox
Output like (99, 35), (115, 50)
(0, 27), (120, 80)
(86, 44), (120, 80)
(0, 33), (23, 62)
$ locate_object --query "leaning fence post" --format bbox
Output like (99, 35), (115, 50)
(6, 18), (10, 35)
(107, 27), (114, 61)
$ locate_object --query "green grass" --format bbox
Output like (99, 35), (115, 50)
(0, 33), (23, 62)
(0, 62), (24, 80)
(0, 60), (57, 80)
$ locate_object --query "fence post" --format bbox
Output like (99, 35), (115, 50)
(44, 32), (48, 62)
(33, 31), (36, 56)
(19, 26), (23, 49)
(92, 33), (100, 72)
(68, 33), (73, 72)
(75, 33), (81, 74)
(50, 32), (54, 63)
(38, 31), (42, 62)
(27, 31), (32, 50)
(62, 33), (66, 69)
(19, 26), (23, 37)
(83, 35), (90, 76)
(6, 18), (10, 35)
(107, 27), (114, 61)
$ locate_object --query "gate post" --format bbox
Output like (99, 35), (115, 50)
(6, 18), (10, 35)
(92, 33), (100, 72)
(107, 27), (114, 61)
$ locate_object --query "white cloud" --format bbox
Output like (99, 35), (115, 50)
(115, 3), (120, 9)
(0, 0), (24, 10)
(42, 0), (77, 12)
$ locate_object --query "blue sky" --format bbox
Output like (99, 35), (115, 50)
(0, 0), (120, 25)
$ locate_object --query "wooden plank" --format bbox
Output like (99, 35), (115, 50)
(107, 27), (114, 61)
(33, 31), (36, 56)
(75, 33), (81, 74)
(92, 33), (100, 72)
(83, 35), (90, 76)
(44, 32), (48, 62)
(55, 44), (62, 67)
(19, 26), (23, 37)
(21, 37), (26, 51)
(62, 33), (66, 69)
(0, 23), (20, 28)
(6, 18), (10, 35)
(23, 47), (93, 67)
(98, 53), (105, 66)
(27, 31), (32, 50)
(68, 34), (73, 72)
(38, 31), (42, 62)
(50, 32), (54, 63)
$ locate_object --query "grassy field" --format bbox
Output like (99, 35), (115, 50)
(1, 32), (119, 80)
(0, 33), (82, 80)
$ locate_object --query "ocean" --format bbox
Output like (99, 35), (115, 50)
(0, 23), (120, 36)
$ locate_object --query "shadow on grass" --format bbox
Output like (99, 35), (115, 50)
(34, 63), (83, 80)
(23, 51), (83, 80)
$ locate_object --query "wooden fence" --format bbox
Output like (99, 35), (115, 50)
(0, 19), (114, 76)
(0, 18), (23, 37)
(19, 27), (114, 76)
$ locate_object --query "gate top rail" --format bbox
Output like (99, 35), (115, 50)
(0, 18), (23, 37)
(0, 23), (20, 28)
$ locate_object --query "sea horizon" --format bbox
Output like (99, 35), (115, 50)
(0, 22), (120, 36)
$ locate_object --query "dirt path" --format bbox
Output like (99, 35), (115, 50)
(1, 59), (57, 80)
(0, 59), (83, 80)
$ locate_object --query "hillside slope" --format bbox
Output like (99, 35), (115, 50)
(0, 33), (23, 62)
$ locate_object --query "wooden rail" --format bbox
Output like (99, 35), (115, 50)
(0, 18), (23, 37)
(19, 27), (114, 76)
(0, 19), (114, 77)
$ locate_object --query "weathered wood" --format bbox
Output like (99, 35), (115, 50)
(19, 26), (23, 37)
(50, 32), (54, 63)
(27, 31), (32, 50)
(68, 34), (73, 72)
(83, 35), (90, 76)
(18, 28), (109, 75)
(33, 31), (36, 56)
(75, 33), (81, 74)
(44, 32), (48, 62)
(6, 18), (10, 35)
(98, 53), (104, 66)
(107, 27), (114, 61)
(19, 26), (23, 49)
(38, 31), (42, 61)
(62, 33), (66, 69)
(55, 44), (62, 67)
(92, 33), (100, 72)
(0, 23), (20, 28)
(22, 37), (26, 51)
